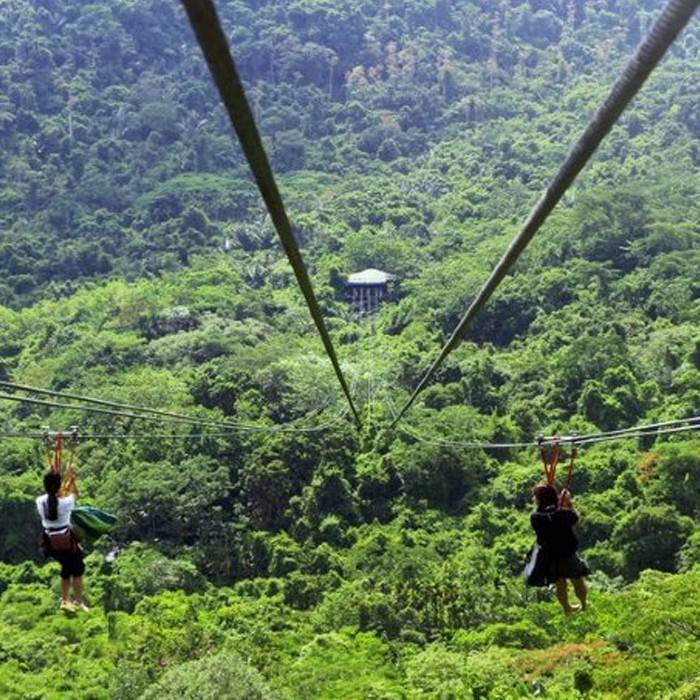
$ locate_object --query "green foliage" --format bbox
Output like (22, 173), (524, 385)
(1, 0), (700, 696)
(281, 630), (402, 699)
(644, 443), (700, 517)
(405, 644), (524, 698)
(611, 505), (694, 580)
(139, 651), (275, 700)
(103, 543), (206, 612)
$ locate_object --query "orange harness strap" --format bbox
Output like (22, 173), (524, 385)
(540, 439), (560, 486)
(50, 433), (63, 475)
(65, 427), (78, 469)
(562, 444), (578, 493)
(539, 438), (578, 493)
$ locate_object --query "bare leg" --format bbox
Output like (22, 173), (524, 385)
(555, 579), (577, 615)
(72, 576), (83, 603)
(61, 578), (71, 603)
(573, 577), (587, 610)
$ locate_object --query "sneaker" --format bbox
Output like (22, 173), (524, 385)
(60, 600), (77, 613)
(73, 601), (89, 612)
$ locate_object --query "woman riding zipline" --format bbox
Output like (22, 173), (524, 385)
(528, 483), (589, 615)
(36, 436), (88, 612)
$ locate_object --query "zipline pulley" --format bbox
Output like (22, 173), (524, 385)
(41, 426), (80, 476)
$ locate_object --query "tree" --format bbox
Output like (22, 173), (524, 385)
(140, 651), (274, 700)
(644, 443), (700, 517)
(611, 505), (693, 579)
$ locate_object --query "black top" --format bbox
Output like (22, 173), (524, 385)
(530, 506), (579, 558)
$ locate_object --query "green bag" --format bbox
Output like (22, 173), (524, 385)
(71, 505), (117, 544)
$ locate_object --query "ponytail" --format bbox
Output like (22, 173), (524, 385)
(47, 492), (58, 520)
(43, 472), (62, 521)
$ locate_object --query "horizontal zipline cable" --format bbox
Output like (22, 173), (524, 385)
(394, 414), (700, 450)
(0, 419), (344, 441)
(386, 390), (700, 448)
(0, 429), (242, 441)
(4, 396), (698, 446)
(0, 380), (340, 432)
(180, 0), (361, 428)
(398, 423), (700, 450)
(4, 419), (700, 445)
(576, 423), (700, 446)
(397, 427), (536, 450)
(563, 414), (700, 441)
(0, 392), (343, 434)
(390, 0), (700, 429)
(0, 380), (256, 429)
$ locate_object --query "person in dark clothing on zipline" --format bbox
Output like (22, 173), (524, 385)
(531, 483), (589, 615)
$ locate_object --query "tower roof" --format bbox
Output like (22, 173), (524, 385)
(347, 268), (397, 285)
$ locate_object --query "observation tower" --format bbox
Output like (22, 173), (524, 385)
(347, 268), (397, 316)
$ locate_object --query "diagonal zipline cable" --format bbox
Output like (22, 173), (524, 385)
(390, 0), (700, 428)
(179, 0), (360, 427)
(0, 391), (181, 424)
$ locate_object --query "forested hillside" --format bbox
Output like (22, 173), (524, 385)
(1, 0), (699, 697)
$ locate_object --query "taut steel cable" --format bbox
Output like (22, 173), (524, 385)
(0, 392), (343, 433)
(180, 0), (361, 427)
(391, 0), (700, 428)
(0, 380), (341, 431)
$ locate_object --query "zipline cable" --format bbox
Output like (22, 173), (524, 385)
(398, 427), (536, 449)
(386, 396), (536, 449)
(0, 429), (242, 441)
(0, 380), (279, 430)
(0, 379), (340, 431)
(0, 384), (365, 441)
(576, 423), (700, 446)
(0, 392), (343, 434)
(563, 414), (700, 441)
(179, 0), (361, 427)
(393, 412), (700, 450)
(4, 418), (700, 445)
(390, 0), (700, 429)
(386, 390), (700, 448)
(396, 423), (700, 450)
(536, 415), (700, 446)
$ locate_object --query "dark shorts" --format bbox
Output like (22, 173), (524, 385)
(51, 548), (85, 579)
(42, 533), (85, 579)
(548, 553), (589, 582)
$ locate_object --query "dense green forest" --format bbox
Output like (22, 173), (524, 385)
(1, 0), (699, 697)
